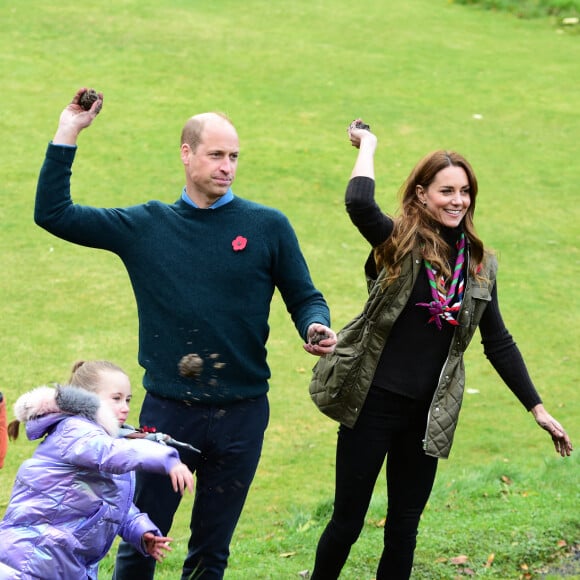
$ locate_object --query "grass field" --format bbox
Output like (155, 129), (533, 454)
(452, 0), (580, 21)
(1, 0), (578, 578)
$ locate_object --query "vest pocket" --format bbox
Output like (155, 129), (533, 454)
(468, 285), (492, 329)
(309, 314), (372, 420)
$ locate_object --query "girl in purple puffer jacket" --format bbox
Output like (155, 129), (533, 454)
(0, 360), (194, 580)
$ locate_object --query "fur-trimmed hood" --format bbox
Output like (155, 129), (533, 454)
(14, 385), (119, 438)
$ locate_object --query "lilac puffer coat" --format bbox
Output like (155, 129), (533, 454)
(0, 385), (182, 580)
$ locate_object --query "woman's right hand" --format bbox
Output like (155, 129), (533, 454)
(169, 462), (195, 494)
(348, 119), (377, 150)
(348, 119), (378, 179)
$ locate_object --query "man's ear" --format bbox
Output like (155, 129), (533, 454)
(180, 143), (191, 164)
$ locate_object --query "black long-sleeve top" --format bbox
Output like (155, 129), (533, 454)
(346, 176), (541, 410)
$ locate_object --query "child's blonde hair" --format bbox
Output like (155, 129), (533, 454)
(68, 360), (127, 393)
(8, 360), (128, 441)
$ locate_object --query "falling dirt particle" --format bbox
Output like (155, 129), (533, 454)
(213, 362), (226, 369)
(178, 354), (204, 378)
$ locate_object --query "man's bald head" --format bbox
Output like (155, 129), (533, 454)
(181, 112), (236, 152)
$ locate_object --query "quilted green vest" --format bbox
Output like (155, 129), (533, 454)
(309, 247), (498, 459)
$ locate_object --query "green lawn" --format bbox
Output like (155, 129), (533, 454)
(1, 0), (578, 578)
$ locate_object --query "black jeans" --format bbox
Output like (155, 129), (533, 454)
(311, 387), (438, 580)
(112, 392), (269, 580)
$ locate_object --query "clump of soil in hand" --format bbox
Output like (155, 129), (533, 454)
(178, 354), (204, 378)
(79, 89), (98, 111)
(355, 120), (370, 130)
(309, 331), (329, 345)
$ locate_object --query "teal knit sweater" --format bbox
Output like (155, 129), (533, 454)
(35, 144), (330, 403)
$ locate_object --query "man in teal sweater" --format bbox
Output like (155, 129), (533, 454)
(34, 88), (337, 580)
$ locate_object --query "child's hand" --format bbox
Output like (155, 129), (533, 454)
(169, 462), (194, 494)
(143, 532), (173, 562)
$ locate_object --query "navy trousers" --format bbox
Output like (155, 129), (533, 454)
(112, 392), (269, 580)
(311, 387), (438, 580)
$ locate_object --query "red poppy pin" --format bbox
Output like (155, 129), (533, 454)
(232, 236), (247, 251)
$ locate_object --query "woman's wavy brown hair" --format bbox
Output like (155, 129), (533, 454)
(374, 150), (487, 289)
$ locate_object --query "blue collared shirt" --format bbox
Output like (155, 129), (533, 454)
(181, 187), (234, 209)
